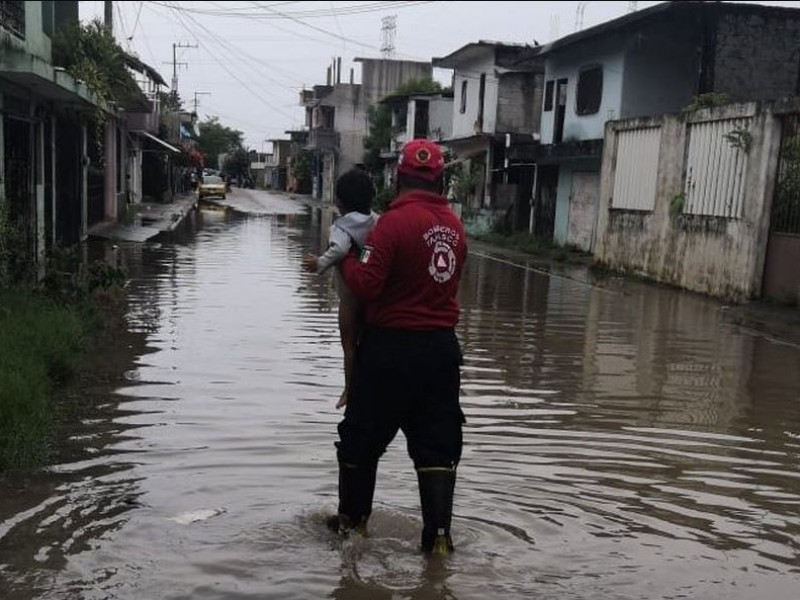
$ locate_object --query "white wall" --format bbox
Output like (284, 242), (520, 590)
(452, 50), (499, 138)
(429, 97), (453, 140)
(541, 46), (625, 144)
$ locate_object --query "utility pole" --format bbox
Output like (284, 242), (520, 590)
(192, 91), (211, 113)
(104, 0), (113, 35)
(165, 42), (198, 100)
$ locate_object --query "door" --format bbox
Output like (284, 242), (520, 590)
(554, 79), (568, 144)
(567, 171), (600, 253)
(3, 116), (34, 281)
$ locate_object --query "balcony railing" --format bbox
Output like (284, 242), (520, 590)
(0, 1), (25, 39)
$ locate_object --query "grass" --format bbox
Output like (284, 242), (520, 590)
(471, 231), (591, 264)
(0, 289), (108, 471)
(0, 249), (127, 471)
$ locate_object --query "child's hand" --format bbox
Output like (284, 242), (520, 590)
(302, 254), (319, 273)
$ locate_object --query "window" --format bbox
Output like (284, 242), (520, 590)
(0, 1), (25, 38)
(576, 65), (603, 116)
(544, 80), (554, 112)
(459, 80), (468, 114)
(477, 73), (486, 128)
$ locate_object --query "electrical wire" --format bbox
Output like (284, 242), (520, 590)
(174, 3), (302, 93)
(163, 6), (298, 121)
(129, 1), (145, 40)
(147, 1), (432, 19)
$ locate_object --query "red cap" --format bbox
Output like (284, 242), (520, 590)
(397, 139), (444, 182)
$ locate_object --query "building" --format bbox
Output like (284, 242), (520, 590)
(534, 0), (800, 252)
(378, 90), (453, 190)
(264, 139), (291, 190)
(433, 41), (544, 234)
(123, 55), (171, 206)
(0, 0), (101, 278)
(301, 57), (432, 203)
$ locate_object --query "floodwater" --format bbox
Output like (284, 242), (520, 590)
(1, 188), (799, 600)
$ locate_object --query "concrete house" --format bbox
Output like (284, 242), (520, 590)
(264, 139), (291, 190)
(301, 57), (432, 203)
(378, 90), (453, 190)
(535, 0), (800, 253)
(1, 0), (102, 277)
(433, 41), (544, 233)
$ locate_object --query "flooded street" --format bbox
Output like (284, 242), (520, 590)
(1, 188), (799, 599)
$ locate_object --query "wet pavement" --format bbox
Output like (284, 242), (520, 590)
(1, 188), (799, 599)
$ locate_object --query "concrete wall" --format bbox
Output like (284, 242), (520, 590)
(428, 96), (453, 140)
(594, 103), (782, 301)
(452, 50), (499, 138)
(621, 21), (700, 118)
(21, 1), (52, 63)
(496, 72), (543, 135)
(714, 12), (800, 102)
(359, 59), (432, 105)
(322, 84), (367, 173)
(541, 39), (626, 145)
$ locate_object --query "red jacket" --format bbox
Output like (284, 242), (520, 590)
(341, 190), (467, 329)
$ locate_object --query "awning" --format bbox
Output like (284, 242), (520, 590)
(136, 130), (181, 153)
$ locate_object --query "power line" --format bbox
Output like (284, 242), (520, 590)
(148, 1), (432, 19)
(246, 0), (378, 51)
(329, 0), (346, 53)
(165, 7), (297, 122)
(129, 1), (145, 41)
(173, 3), (302, 94)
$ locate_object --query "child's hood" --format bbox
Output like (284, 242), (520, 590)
(336, 211), (379, 247)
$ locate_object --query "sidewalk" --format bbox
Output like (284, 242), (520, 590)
(89, 194), (197, 242)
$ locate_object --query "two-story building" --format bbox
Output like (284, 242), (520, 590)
(378, 90), (453, 190)
(534, 0), (800, 252)
(301, 57), (432, 202)
(433, 41), (544, 233)
(0, 0), (103, 278)
(263, 138), (291, 190)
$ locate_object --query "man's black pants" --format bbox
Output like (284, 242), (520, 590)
(336, 327), (463, 470)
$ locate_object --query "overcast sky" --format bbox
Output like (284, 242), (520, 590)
(81, 1), (798, 151)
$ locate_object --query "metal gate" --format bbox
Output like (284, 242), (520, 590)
(762, 114), (800, 301)
(684, 117), (751, 218)
(612, 126), (661, 211)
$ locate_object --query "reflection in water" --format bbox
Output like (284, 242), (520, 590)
(1, 190), (799, 599)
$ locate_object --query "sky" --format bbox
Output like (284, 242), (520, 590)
(81, 0), (799, 151)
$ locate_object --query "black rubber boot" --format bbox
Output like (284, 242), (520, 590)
(417, 467), (456, 555)
(327, 461), (377, 535)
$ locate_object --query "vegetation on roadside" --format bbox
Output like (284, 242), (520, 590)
(0, 251), (127, 471)
(196, 116), (245, 171)
(471, 231), (591, 264)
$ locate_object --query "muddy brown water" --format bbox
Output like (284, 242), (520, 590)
(1, 189), (799, 599)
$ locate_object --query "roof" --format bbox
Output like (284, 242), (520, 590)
(538, 1), (800, 57)
(379, 90), (452, 105)
(354, 57), (431, 66)
(123, 53), (167, 87)
(433, 40), (535, 69)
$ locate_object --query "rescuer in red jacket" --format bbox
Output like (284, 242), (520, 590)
(330, 139), (467, 555)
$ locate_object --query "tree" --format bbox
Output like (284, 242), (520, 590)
(292, 149), (313, 185)
(52, 20), (146, 110)
(196, 117), (244, 169)
(362, 78), (445, 179)
(363, 104), (392, 177)
(222, 148), (250, 178)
